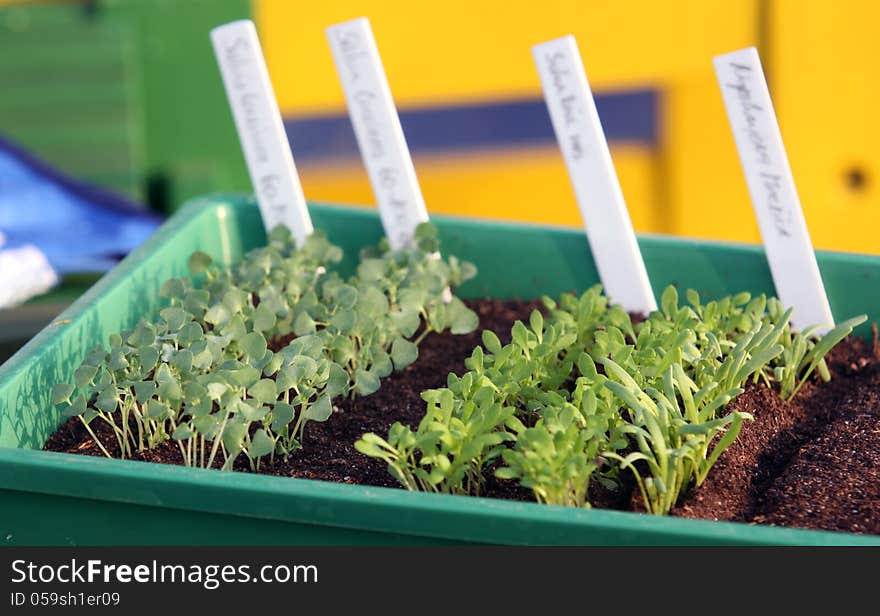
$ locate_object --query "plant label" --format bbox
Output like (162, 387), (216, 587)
(533, 36), (657, 315)
(714, 47), (833, 331)
(326, 17), (429, 251)
(211, 20), (313, 245)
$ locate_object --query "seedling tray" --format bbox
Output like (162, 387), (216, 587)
(1, 196), (879, 545)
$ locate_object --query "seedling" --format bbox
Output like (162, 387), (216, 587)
(54, 223), (477, 472)
(359, 284), (864, 515)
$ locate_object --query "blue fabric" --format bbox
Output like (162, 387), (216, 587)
(0, 137), (161, 274)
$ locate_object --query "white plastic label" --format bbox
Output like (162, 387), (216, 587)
(327, 17), (429, 251)
(533, 36), (656, 314)
(714, 47), (833, 330)
(0, 245), (59, 309)
(211, 20), (313, 244)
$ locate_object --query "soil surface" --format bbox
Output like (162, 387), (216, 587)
(45, 299), (880, 535)
(674, 334), (880, 534)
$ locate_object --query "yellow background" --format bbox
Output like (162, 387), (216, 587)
(2, 0), (876, 254)
(256, 0), (880, 254)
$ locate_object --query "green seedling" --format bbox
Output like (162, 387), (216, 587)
(53, 223), (478, 472)
(495, 404), (601, 508)
(359, 284), (865, 516)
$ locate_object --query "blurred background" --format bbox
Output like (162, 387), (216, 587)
(1, 0), (878, 360)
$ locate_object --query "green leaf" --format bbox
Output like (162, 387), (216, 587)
(293, 312), (316, 335)
(326, 363), (349, 398)
(204, 303), (231, 327)
(145, 399), (170, 420)
(222, 314), (247, 342)
(661, 285), (679, 318)
(242, 331), (268, 359)
(172, 423), (194, 441)
(63, 394), (87, 418)
(157, 378), (183, 402)
(304, 395), (333, 422)
(252, 303), (277, 333)
(237, 399), (269, 422)
(187, 398), (212, 418)
(331, 308), (356, 331)
(249, 379), (278, 405)
(371, 347), (393, 378)
(391, 337), (418, 370)
(359, 285), (389, 316)
(337, 285), (358, 309)
(271, 402), (296, 431)
(159, 278), (186, 299)
(494, 466), (520, 480)
(172, 349), (193, 373)
(354, 437), (393, 459)
(160, 307), (189, 332)
(51, 383), (75, 405)
(139, 346), (160, 373)
(188, 414), (215, 438)
(354, 369), (380, 396)
(529, 310), (544, 335)
(178, 321), (204, 345)
(448, 298), (479, 334)
(108, 349), (129, 372)
(390, 309), (421, 338)
(207, 382), (228, 400)
(188, 251), (213, 275)
(263, 351), (284, 377)
(267, 224), (292, 245)
(133, 380), (157, 404)
(459, 260), (477, 281)
(274, 366), (298, 392)
(223, 288), (248, 314)
(222, 420), (248, 453)
(229, 364), (261, 389)
(183, 289), (211, 314)
(74, 364), (99, 388)
(248, 429), (275, 458)
(95, 387), (118, 413)
(290, 355), (318, 381)
(414, 222), (439, 252)
(357, 258), (386, 281)
(155, 364), (182, 401)
(482, 330), (502, 355)
(127, 322), (154, 347)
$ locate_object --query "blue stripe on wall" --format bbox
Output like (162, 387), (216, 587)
(284, 90), (657, 161)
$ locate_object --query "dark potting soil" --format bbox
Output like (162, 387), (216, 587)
(44, 299), (543, 503)
(44, 299), (880, 535)
(674, 334), (880, 534)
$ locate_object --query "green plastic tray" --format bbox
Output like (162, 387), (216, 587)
(1, 196), (878, 545)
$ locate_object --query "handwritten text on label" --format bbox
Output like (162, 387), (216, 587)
(721, 62), (793, 238)
(211, 21), (312, 242)
(533, 36), (657, 315)
(327, 18), (428, 250)
(714, 47), (833, 330)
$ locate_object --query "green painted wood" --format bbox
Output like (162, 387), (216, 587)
(1, 197), (878, 546)
(99, 0), (252, 209)
(0, 0), (252, 205)
(0, 3), (144, 199)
